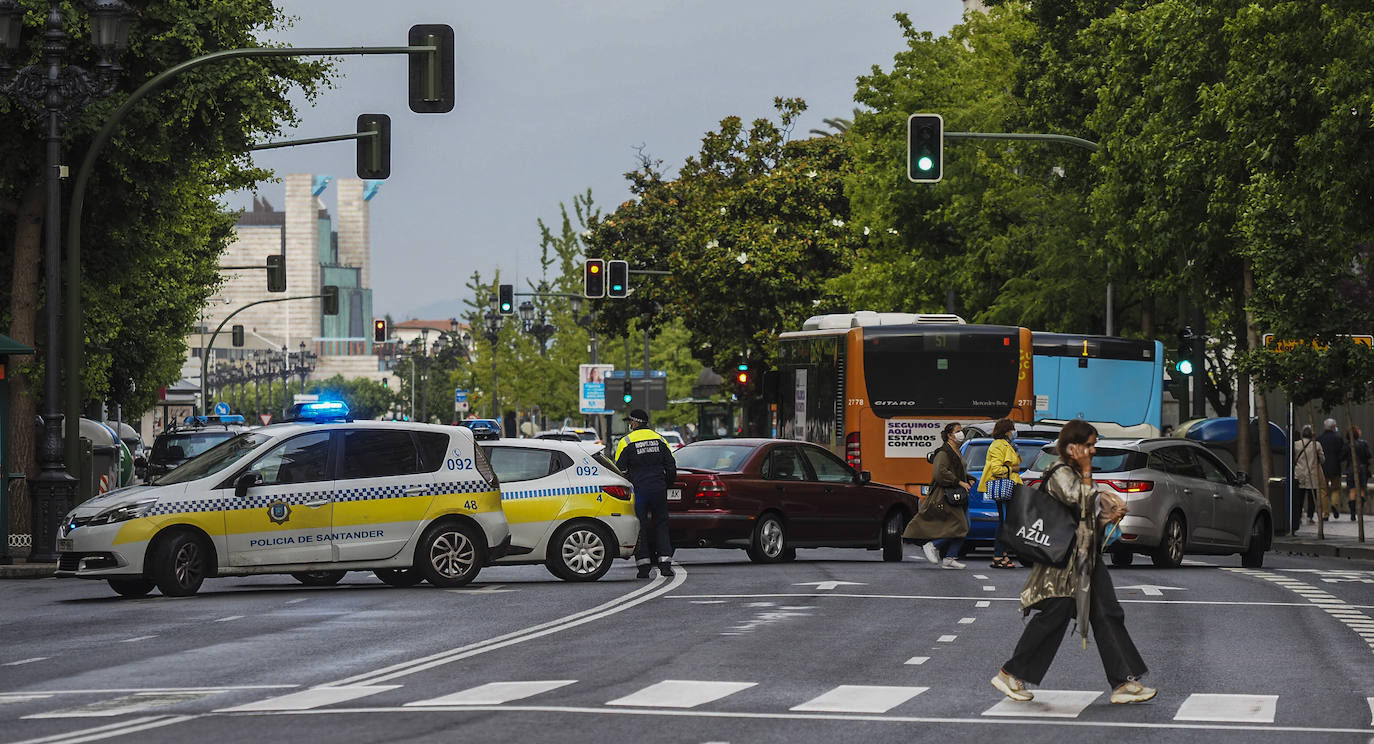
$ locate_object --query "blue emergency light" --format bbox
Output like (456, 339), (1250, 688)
(293, 400), (351, 422)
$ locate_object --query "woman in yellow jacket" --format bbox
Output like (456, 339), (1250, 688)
(978, 418), (1023, 569)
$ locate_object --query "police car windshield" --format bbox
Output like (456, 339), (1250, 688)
(150, 431), (238, 462)
(153, 432), (271, 485)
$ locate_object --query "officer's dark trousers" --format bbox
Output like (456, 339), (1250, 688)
(634, 492), (673, 565)
(1002, 559), (1148, 688)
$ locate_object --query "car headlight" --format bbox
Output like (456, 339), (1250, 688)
(88, 498), (159, 526)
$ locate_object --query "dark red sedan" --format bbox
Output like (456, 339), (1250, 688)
(667, 438), (918, 563)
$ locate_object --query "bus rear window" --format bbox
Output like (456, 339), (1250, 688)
(862, 327), (1021, 417)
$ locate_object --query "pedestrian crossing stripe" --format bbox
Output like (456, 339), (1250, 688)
(1174, 693), (1277, 723)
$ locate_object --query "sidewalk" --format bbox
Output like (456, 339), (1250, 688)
(1272, 512), (1374, 562)
(0, 557), (55, 579)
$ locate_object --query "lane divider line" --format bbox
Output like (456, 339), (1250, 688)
(9, 714), (196, 744)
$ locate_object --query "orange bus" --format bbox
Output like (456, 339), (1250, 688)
(776, 312), (1034, 495)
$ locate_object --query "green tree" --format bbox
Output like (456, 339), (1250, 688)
(0, 1), (332, 532)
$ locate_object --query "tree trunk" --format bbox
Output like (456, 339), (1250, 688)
(1140, 294), (1154, 339)
(6, 181), (43, 546)
(1242, 261), (1272, 491)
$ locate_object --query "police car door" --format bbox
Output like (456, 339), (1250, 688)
(481, 444), (570, 559)
(333, 427), (438, 561)
(226, 430), (334, 566)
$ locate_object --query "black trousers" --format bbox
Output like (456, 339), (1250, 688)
(1002, 559), (1148, 688)
(634, 492), (673, 565)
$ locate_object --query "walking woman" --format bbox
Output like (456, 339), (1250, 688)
(991, 419), (1156, 704)
(978, 418), (1022, 568)
(1292, 426), (1325, 532)
(902, 422), (973, 569)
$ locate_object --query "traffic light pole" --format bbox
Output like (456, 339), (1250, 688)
(199, 294), (324, 414)
(62, 41), (440, 473)
(249, 130), (378, 151)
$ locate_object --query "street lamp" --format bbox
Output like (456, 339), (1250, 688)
(518, 298), (556, 357)
(483, 302), (505, 420)
(0, 0), (134, 562)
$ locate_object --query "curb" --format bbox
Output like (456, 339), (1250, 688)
(1272, 539), (1374, 563)
(0, 563), (56, 579)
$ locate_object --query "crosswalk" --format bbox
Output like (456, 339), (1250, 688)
(5, 683), (1372, 728)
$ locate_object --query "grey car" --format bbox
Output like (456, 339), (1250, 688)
(1023, 438), (1272, 568)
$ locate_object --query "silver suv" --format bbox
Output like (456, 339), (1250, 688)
(1024, 438), (1272, 568)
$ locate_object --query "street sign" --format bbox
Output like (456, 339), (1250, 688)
(213, 402), (231, 416)
(579, 364), (614, 414)
(1262, 333), (1374, 351)
(259, 413), (273, 425)
(455, 388), (468, 413)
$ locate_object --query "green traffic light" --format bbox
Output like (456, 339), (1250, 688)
(623, 394), (632, 403)
(917, 156), (933, 172)
(1175, 359), (1194, 375)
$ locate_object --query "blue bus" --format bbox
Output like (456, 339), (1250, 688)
(1031, 334), (1163, 434)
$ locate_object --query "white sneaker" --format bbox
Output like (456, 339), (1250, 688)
(991, 670), (1033, 701)
(941, 557), (966, 569)
(922, 543), (939, 564)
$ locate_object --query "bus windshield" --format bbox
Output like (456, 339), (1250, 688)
(863, 326), (1021, 417)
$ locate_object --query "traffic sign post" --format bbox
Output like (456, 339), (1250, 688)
(454, 388), (469, 414)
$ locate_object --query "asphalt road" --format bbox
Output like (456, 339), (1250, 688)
(2, 548), (1373, 744)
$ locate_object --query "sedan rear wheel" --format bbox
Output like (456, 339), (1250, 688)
(1240, 516), (1269, 568)
(748, 514), (791, 563)
(881, 510), (907, 562)
(417, 521), (484, 587)
(546, 522), (615, 582)
(1151, 514), (1185, 568)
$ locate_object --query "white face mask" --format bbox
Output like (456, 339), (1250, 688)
(953, 430), (964, 443)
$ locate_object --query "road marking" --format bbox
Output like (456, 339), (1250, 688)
(975, 601), (991, 608)
(958, 617), (976, 624)
(25, 692), (220, 719)
(607, 680), (755, 709)
(285, 597), (310, 604)
(791, 685), (927, 713)
(0, 686), (297, 694)
(974, 574), (989, 579)
(982, 586), (995, 592)
(218, 686), (399, 712)
(214, 616), (243, 623)
(3, 657), (48, 666)
(1174, 693), (1277, 723)
(1116, 584), (1186, 597)
(937, 635), (957, 643)
(1367, 697), (1373, 725)
(119, 635), (157, 643)
(745, 601), (775, 607)
(1224, 569), (1374, 656)
(9, 714), (196, 744)
(406, 680), (576, 706)
(793, 581), (866, 591)
(983, 690), (1101, 718)
(0, 694), (53, 704)
(669, 593), (1374, 609)
(904, 656), (929, 665)
(331, 569), (686, 687)
(691, 600), (727, 604)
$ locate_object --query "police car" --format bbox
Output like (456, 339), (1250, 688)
(480, 438), (638, 581)
(55, 401), (510, 597)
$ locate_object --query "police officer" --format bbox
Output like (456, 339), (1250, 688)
(614, 408), (677, 579)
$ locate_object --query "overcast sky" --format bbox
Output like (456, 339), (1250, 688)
(224, 1), (967, 320)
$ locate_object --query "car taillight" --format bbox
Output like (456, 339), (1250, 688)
(603, 485), (631, 500)
(1101, 480), (1153, 493)
(846, 432), (861, 470)
(696, 478), (726, 498)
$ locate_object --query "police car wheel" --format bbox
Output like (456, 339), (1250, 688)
(291, 570), (346, 586)
(151, 531), (209, 597)
(546, 522), (615, 582)
(418, 521), (484, 587)
(108, 578), (155, 597)
(374, 568), (423, 587)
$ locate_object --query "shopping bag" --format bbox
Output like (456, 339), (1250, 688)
(998, 466), (1078, 566)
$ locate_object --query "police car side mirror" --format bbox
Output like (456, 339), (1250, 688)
(235, 471), (263, 499)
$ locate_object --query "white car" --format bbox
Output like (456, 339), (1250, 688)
(480, 438), (639, 581)
(534, 427), (603, 456)
(657, 430), (686, 450)
(55, 402), (510, 597)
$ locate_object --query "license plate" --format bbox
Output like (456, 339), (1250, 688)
(58, 538), (74, 552)
(667, 488), (682, 501)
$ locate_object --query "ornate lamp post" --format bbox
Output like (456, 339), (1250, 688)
(294, 341), (315, 393)
(0, 0), (135, 561)
(483, 295), (504, 420)
(518, 298), (556, 358)
(278, 346), (291, 417)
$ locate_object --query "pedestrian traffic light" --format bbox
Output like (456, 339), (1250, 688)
(907, 113), (943, 183)
(584, 259), (605, 298)
(231, 325), (244, 347)
(322, 285), (339, 316)
(266, 254), (286, 292)
(356, 113), (391, 180)
(607, 260), (629, 298)
(373, 318), (387, 343)
(622, 377), (632, 404)
(498, 284), (514, 315)
(408, 24), (455, 114)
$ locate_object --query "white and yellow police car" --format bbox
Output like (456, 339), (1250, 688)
(55, 402), (509, 597)
(479, 438), (638, 581)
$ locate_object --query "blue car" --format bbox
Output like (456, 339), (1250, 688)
(959, 437), (1053, 552)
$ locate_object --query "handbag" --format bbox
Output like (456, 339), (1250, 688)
(943, 484), (968, 508)
(997, 464), (1079, 566)
(987, 477), (1015, 502)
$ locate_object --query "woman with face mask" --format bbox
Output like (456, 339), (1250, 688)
(901, 422), (974, 568)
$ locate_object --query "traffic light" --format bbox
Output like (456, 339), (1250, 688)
(266, 254), (286, 292)
(1175, 327), (1195, 375)
(907, 113), (943, 183)
(356, 113), (391, 180)
(622, 376), (632, 404)
(584, 259), (605, 298)
(373, 318), (387, 343)
(498, 284), (514, 315)
(231, 325), (244, 347)
(607, 260), (629, 298)
(322, 285), (339, 316)
(407, 24), (455, 114)
(735, 363), (751, 390)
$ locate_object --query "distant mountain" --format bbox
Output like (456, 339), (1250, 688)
(396, 297), (468, 322)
